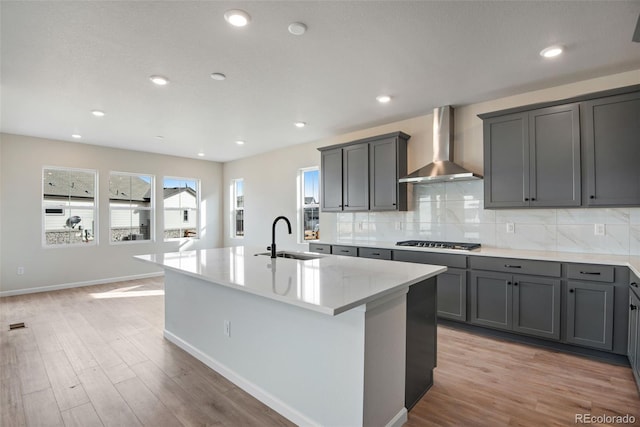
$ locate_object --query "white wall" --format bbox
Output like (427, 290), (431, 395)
(222, 69), (640, 255)
(0, 133), (223, 294)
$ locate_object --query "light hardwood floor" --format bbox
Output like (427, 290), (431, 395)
(1, 277), (639, 426)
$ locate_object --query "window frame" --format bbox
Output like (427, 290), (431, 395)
(163, 176), (201, 241)
(108, 171), (155, 245)
(231, 178), (244, 238)
(298, 167), (320, 243)
(42, 166), (98, 248)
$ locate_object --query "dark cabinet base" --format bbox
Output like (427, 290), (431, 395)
(405, 277), (437, 410)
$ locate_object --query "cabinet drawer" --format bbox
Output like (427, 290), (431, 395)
(332, 245), (357, 257)
(567, 264), (614, 283)
(308, 243), (331, 254)
(393, 250), (467, 268)
(469, 256), (560, 277)
(358, 247), (392, 260)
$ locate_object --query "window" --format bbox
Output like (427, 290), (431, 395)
(164, 177), (199, 239)
(43, 167), (97, 246)
(109, 172), (154, 242)
(300, 167), (320, 241)
(232, 179), (244, 237)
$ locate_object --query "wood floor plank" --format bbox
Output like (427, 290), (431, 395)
(60, 402), (104, 427)
(114, 376), (183, 427)
(76, 366), (142, 427)
(22, 388), (64, 427)
(40, 350), (89, 411)
(0, 358), (27, 427)
(17, 350), (50, 395)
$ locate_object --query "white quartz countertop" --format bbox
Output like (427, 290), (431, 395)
(316, 240), (640, 277)
(135, 246), (446, 316)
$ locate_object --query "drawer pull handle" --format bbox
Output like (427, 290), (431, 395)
(372, 253), (380, 256)
(340, 250), (350, 253)
(631, 304), (638, 311)
(504, 264), (521, 269)
(579, 271), (601, 275)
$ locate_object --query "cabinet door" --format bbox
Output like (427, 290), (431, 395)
(437, 268), (467, 322)
(483, 112), (530, 208)
(529, 104), (581, 207)
(629, 290), (638, 372)
(566, 281), (614, 350)
(470, 271), (512, 331)
(512, 275), (561, 340)
(320, 148), (343, 211)
(369, 136), (398, 211)
(342, 143), (369, 211)
(583, 92), (640, 206)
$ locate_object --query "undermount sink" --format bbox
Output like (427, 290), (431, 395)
(255, 251), (323, 261)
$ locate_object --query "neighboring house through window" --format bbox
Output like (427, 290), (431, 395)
(232, 178), (244, 237)
(43, 167), (97, 246)
(109, 172), (154, 242)
(164, 177), (199, 239)
(300, 167), (320, 241)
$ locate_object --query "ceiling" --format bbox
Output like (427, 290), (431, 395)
(2, 1), (640, 163)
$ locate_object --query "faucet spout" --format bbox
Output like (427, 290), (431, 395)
(271, 216), (292, 258)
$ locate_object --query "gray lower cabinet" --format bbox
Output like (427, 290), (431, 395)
(308, 243), (331, 254)
(566, 281), (614, 350)
(470, 271), (561, 340)
(583, 91), (640, 206)
(629, 287), (640, 392)
(436, 268), (467, 322)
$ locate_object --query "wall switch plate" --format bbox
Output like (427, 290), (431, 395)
(395, 222), (402, 231)
(224, 320), (231, 337)
(506, 222), (515, 233)
(594, 223), (605, 236)
(17, 267), (24, 275)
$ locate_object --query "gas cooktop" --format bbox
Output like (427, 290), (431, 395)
(395, 240), (481, 251)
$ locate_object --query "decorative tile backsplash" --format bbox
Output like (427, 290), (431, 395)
(320, 180), (640, 255)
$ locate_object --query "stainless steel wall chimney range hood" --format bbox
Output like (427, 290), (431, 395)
(399, 106), (482, 184)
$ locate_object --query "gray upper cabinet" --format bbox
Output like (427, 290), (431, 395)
(370, 136), (408, 211)
(320, 148), (343, 211)
(529, 104), (581, 207)
(342, 143), (369, 211)
(482, 104), (580, 208)
(483, 112), (529, 208)
(583, 91), (640, 206)
(318, 132), (409, 212)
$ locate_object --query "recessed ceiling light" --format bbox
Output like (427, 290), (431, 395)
(155, 135), (164, 140)
(540, 45), (563, 58)
(288, 22), (307, 36)
(294, 121), (306, 128)
(211, 72), (227, 81)
(224, 9), (251, 27)
(197, 152), (205, 157)
(149, 75), (169, 85)
(91, 110), (105, 117)
(71, 134), (82, 139)
(376, 95), (391, 104)
(235, 140), (245, 145)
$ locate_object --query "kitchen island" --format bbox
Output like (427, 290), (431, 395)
(136, 246), (446, 427)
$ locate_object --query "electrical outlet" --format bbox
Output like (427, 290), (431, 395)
(395, 222), (402, 231)
(224, 320), (231, 337)
(506, 222), (515, 234)
(17, 266), (24, 275)
(594, 223), (605, 236)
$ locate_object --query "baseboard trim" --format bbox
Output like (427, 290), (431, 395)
(0, 272), (164, 297)
(386, 407), (408, 427)
(163, 329), (320, 427)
